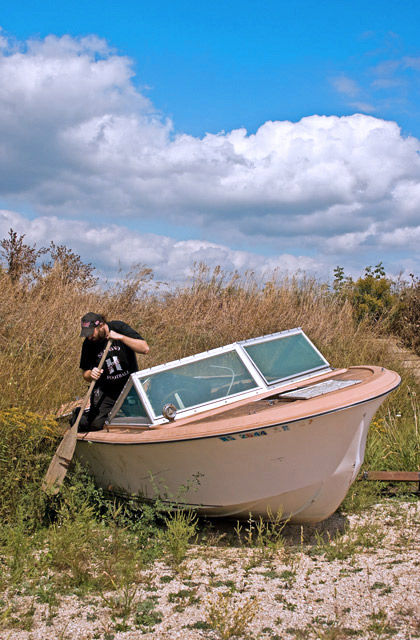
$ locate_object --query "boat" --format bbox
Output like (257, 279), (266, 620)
(75, 328), (400, 523)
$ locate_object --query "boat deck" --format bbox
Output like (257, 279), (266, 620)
(77, 365), (400, 445)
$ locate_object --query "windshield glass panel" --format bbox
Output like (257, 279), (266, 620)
(115, 385), (149, 419)
(140, 350), (258, 416)
(244, 333), (327, 383)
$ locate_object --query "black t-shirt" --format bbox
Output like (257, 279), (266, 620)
(80, 320), (144, 399)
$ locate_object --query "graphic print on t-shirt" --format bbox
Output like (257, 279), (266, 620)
(106, 356), (123, 374)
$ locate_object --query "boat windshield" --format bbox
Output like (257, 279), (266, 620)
(243, 332), (327, 384)
(140, 350), (258, 416)
(109, 328), (331, 425)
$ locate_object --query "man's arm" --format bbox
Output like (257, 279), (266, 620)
(108, 329), (150, 354)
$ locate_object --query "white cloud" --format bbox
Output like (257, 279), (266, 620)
(0, 209), (326, 282)
(348, 101), (377, 113)
(403, 57), (420, 72)
(390, 180), (420, 223)
(331, 75), (360, 97)
(380, 225), (420, 250)
(323, 227), (376, 254)
(0, 33), (420, 279)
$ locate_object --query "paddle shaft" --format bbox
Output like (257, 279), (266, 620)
(42, 338), (113, 493)
(70, 338), (113, 433)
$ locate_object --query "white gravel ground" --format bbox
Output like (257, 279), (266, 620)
(2, 500), (420, 640)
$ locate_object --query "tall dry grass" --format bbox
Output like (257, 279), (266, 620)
(0, 259), (419, 539)
(1, 271), (98, 413)
(0, 262), (407, 415)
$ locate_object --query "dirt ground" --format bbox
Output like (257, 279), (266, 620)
(3, 499), (420, 640)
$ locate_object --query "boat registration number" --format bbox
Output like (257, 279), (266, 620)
(219, 429), (268, 442)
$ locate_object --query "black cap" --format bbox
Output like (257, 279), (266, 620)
(80, 312), (103, 337)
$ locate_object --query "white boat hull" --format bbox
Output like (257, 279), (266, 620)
(76, 396), (382, 523)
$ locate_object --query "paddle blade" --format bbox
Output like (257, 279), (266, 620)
(41, 424), (78, 493)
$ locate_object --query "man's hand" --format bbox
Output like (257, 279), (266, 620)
(107, 329), (149, 354)
(91, 367), (104, 380)
(108, 329), (123, 341)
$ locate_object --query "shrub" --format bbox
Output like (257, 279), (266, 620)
(351, 273), (393, 324)
(333, 263), (395, 326)
(392, 274), (420, 355)
(0, 409), (60, 526)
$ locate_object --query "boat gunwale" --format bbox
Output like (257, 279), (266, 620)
(77, 365), (401, 446)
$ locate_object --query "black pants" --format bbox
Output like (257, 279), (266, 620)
(75, 388), (117, 432)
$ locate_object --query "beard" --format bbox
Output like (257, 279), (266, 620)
(91, 326), (108, 341)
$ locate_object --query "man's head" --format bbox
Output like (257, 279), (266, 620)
(80, 312), (106, 339)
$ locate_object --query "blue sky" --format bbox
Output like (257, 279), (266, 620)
(1, 0), (420, 282)
(5, 1), (420, 138)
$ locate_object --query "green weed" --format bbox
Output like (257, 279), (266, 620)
(168, 588), (200, 611)
(308, 521), (384, 561)
(235, 507), (288, 567)
(205, 590), (259, 640)
(0, 409), (60, 527)
(133, 597), (163, 632)
(364, 386), (420, 473)
(160, 508), (198, 567)
(46, 491), (98, 588)
(100, 582), (138, 623)
(367, 609), (398, 636)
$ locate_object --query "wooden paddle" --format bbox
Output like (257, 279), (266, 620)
(42, 338), (113, 494)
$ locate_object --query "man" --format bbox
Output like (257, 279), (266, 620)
(75, 312), (149, 431)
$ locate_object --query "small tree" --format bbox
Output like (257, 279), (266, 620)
(333, 265), (353, 300)
(42, 242), (98, 289)
(0, 228), (98, 290)
(0, 229), (47, 285)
